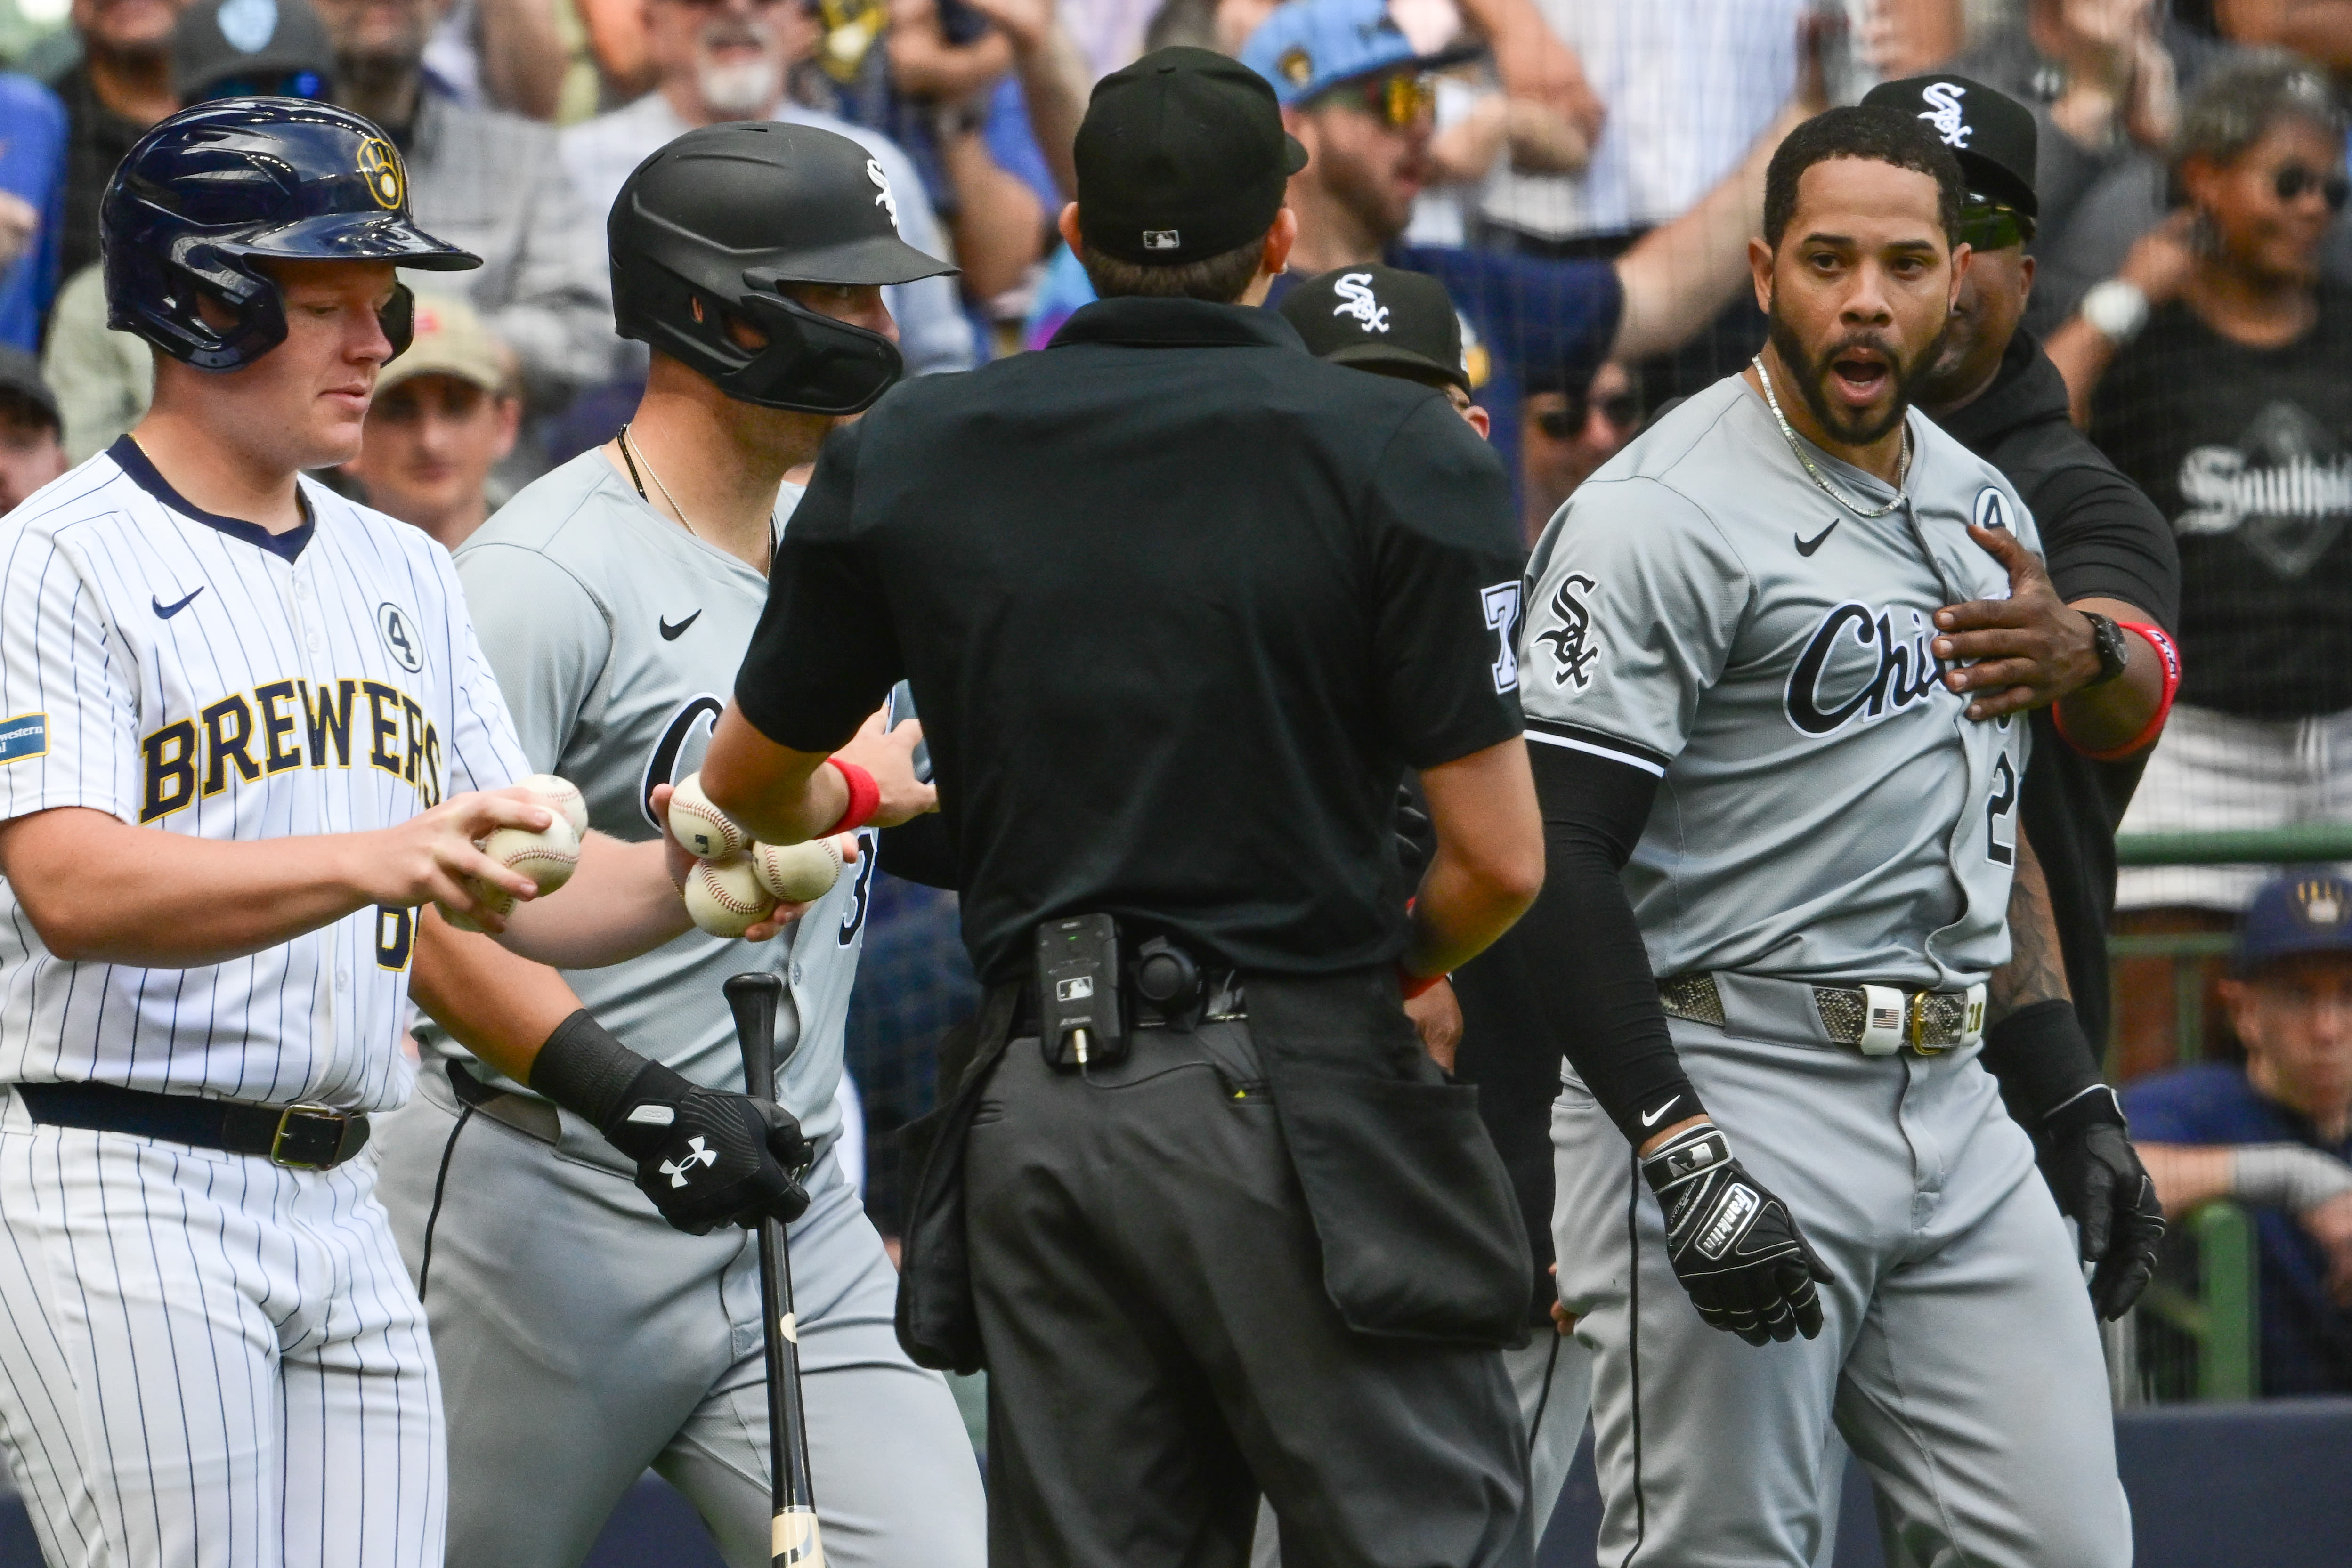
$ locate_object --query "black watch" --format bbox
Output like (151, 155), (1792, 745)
(2082, 611), (2130, 687)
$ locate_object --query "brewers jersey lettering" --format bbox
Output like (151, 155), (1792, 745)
(1521, 372), (2036, 991)
(0, 437), (532, 1568)
(0, 436), (530, 1106)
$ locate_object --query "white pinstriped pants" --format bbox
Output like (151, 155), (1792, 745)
(0, 1092), (445, 1568)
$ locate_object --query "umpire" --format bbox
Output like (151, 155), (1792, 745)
(700, 45), (1547, 1568)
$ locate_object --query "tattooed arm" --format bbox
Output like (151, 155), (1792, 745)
(1982, 824), (2167, 1316)
(1989, 827), (2071, 1024)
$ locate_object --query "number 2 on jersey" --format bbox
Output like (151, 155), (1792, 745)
(1984, 752), (2017, 866)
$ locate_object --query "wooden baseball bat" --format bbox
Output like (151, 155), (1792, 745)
(725, 971), (823, 1568)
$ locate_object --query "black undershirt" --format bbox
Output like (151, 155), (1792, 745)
(1518, 744), (1703, 1147)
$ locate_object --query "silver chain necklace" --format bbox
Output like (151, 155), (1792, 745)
(1752, 354), (1911, 520)
(616, 423), (701, 542)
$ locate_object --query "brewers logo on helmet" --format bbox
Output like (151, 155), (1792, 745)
(102, 97), (478, 372)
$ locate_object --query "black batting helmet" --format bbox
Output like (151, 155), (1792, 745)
(103, 97), (479, 372)
(608, 121), (956, 415)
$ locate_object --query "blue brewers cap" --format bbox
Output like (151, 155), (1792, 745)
(2236, 872), (2352, 975)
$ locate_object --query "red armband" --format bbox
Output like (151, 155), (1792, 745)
(823, 759), (881, 835)
(2054, 621), (2180, 761)
(1398, 962), (1444, 1001)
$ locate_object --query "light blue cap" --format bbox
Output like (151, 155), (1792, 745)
(1239, 0), (1476, 107)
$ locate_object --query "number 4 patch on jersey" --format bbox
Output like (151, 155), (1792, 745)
(1482, 582), (1523, 694)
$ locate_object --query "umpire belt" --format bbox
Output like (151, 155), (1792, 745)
(1658, 973), (1987, 1055)
(13, 1081), (371, 1168)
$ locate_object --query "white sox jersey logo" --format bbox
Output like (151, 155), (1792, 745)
(1533, 572), (1600, 689)
(1783, 601), (1947, 736)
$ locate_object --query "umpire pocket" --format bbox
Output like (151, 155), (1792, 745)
(1271, 1065), (1533, 1348)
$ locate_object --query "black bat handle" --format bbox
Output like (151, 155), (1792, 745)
(724, 971), (820, 1557)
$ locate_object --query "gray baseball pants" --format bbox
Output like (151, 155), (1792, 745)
(1552, 1004), (2131, 1568)
(373, 1066), (985, 1568)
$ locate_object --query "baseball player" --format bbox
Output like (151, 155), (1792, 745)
(0, 99), (813, 1568)
(1517, 105), (2158, 1567)
(370, 122), (984, 1568)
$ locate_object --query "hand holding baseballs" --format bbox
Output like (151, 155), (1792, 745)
(437, 775), (589, 934)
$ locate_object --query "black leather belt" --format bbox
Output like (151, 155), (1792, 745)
(13, 1081), (372, 1169)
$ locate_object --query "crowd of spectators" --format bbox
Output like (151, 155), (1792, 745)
(3, 0), (2352, 1398)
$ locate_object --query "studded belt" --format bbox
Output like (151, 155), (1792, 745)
(1657, 973), (1987, 1056)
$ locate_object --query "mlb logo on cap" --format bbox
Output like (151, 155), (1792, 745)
(1143, 230), (1181, 251)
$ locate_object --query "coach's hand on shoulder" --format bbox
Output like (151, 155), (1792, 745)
(1930, 526), (2102, 723)
(350, 789), (555, 933)
(1640, 1119), (1833, 1345)
(2041, 1085), (2165, 1319)
(529, 1009), (813, 1233)
(833, 708), (938, 828)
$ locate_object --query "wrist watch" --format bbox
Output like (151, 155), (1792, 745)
(2082, 611), (2131, 687)
(2079, 279), (2150, 347)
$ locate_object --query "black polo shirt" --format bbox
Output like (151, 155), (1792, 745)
(736, 296), (1525, 983)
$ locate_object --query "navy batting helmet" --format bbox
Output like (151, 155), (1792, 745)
(103, 97), (479, 372)
(608, 121), (955, 415)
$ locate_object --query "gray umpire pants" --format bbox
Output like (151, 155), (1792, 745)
(373, 1066), (986, 1568)
(1552, 1006), (2132, 1568)
(966, 1021), (1532, 1568)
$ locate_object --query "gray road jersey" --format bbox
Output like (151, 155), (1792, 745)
(1518, 373), (2037, 991)
(420, 453), (872, 1138)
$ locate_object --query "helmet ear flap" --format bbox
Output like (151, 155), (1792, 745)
(380, 282), (416, 361)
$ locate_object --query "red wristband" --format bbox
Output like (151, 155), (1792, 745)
(823, 759), (881, 835)
(1398, 962), (1444, 1001)
(2055, 622), (2180, 761)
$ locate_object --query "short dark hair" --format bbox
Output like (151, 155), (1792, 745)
(1079, 228), (1268, 304)
(0, 386), (57, 439)
(1762, 105), (1965, 251)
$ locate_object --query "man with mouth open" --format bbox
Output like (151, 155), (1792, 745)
(1516, 103), (2146, 1567)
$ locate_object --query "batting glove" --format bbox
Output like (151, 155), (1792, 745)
(1641, 1120), (1833, 1346)
(532, 1010), (813, 1235)
(2041, 1085), (2165, 1319)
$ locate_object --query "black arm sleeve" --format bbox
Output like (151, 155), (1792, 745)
(1979, 998), (2104, 1123)
(1520, 743), (1705, 1146)
(876, 813), (957, 890)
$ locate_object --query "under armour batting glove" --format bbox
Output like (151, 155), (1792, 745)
(530, 1010), (813, 1235)
(1641, 1120), (1833, 1346)
(2042, 1084), (2165, 1319)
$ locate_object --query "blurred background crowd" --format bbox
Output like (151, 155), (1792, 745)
(2, 0), (2352, 1423)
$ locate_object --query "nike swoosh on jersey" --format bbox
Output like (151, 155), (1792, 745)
(153, 588), (205, 619)
(659, 610), (702, 641)
(1640, 1095), (1683, 1128)
(1794, 521), (1838, 556)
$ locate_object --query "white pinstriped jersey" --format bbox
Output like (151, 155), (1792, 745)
(0, 436), (531, 1111)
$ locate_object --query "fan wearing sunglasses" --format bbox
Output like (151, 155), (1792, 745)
(2048, 53), (2352, 1073)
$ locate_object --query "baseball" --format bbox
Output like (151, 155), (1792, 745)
(669, 772), (753, 862)
(684, 856), (777, 938)
(436, 880), (517, 935)
(517, 773), (589, 837)
(750, 836), (846, 905)
(480, 814), (581, 896)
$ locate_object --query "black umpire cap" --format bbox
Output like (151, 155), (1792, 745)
(1279, 264), (1468, 394)
(1864, 74), (2038, 219)
(1076, 46), (1309, 266)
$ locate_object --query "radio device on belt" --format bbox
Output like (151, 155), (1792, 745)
(1037, 913), (1129, 1067)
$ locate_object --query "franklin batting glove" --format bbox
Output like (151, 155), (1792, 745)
(2041, 1084), (2165, 1319)
(531, 1010), (813, 1235)
(1641, 1120), (1833, 1346)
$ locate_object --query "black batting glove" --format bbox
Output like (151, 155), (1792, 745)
(530, 1010), (813, 1235)
(1642, 1120), (1833, 1346)
(2041, 1084), (2165, 1319)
